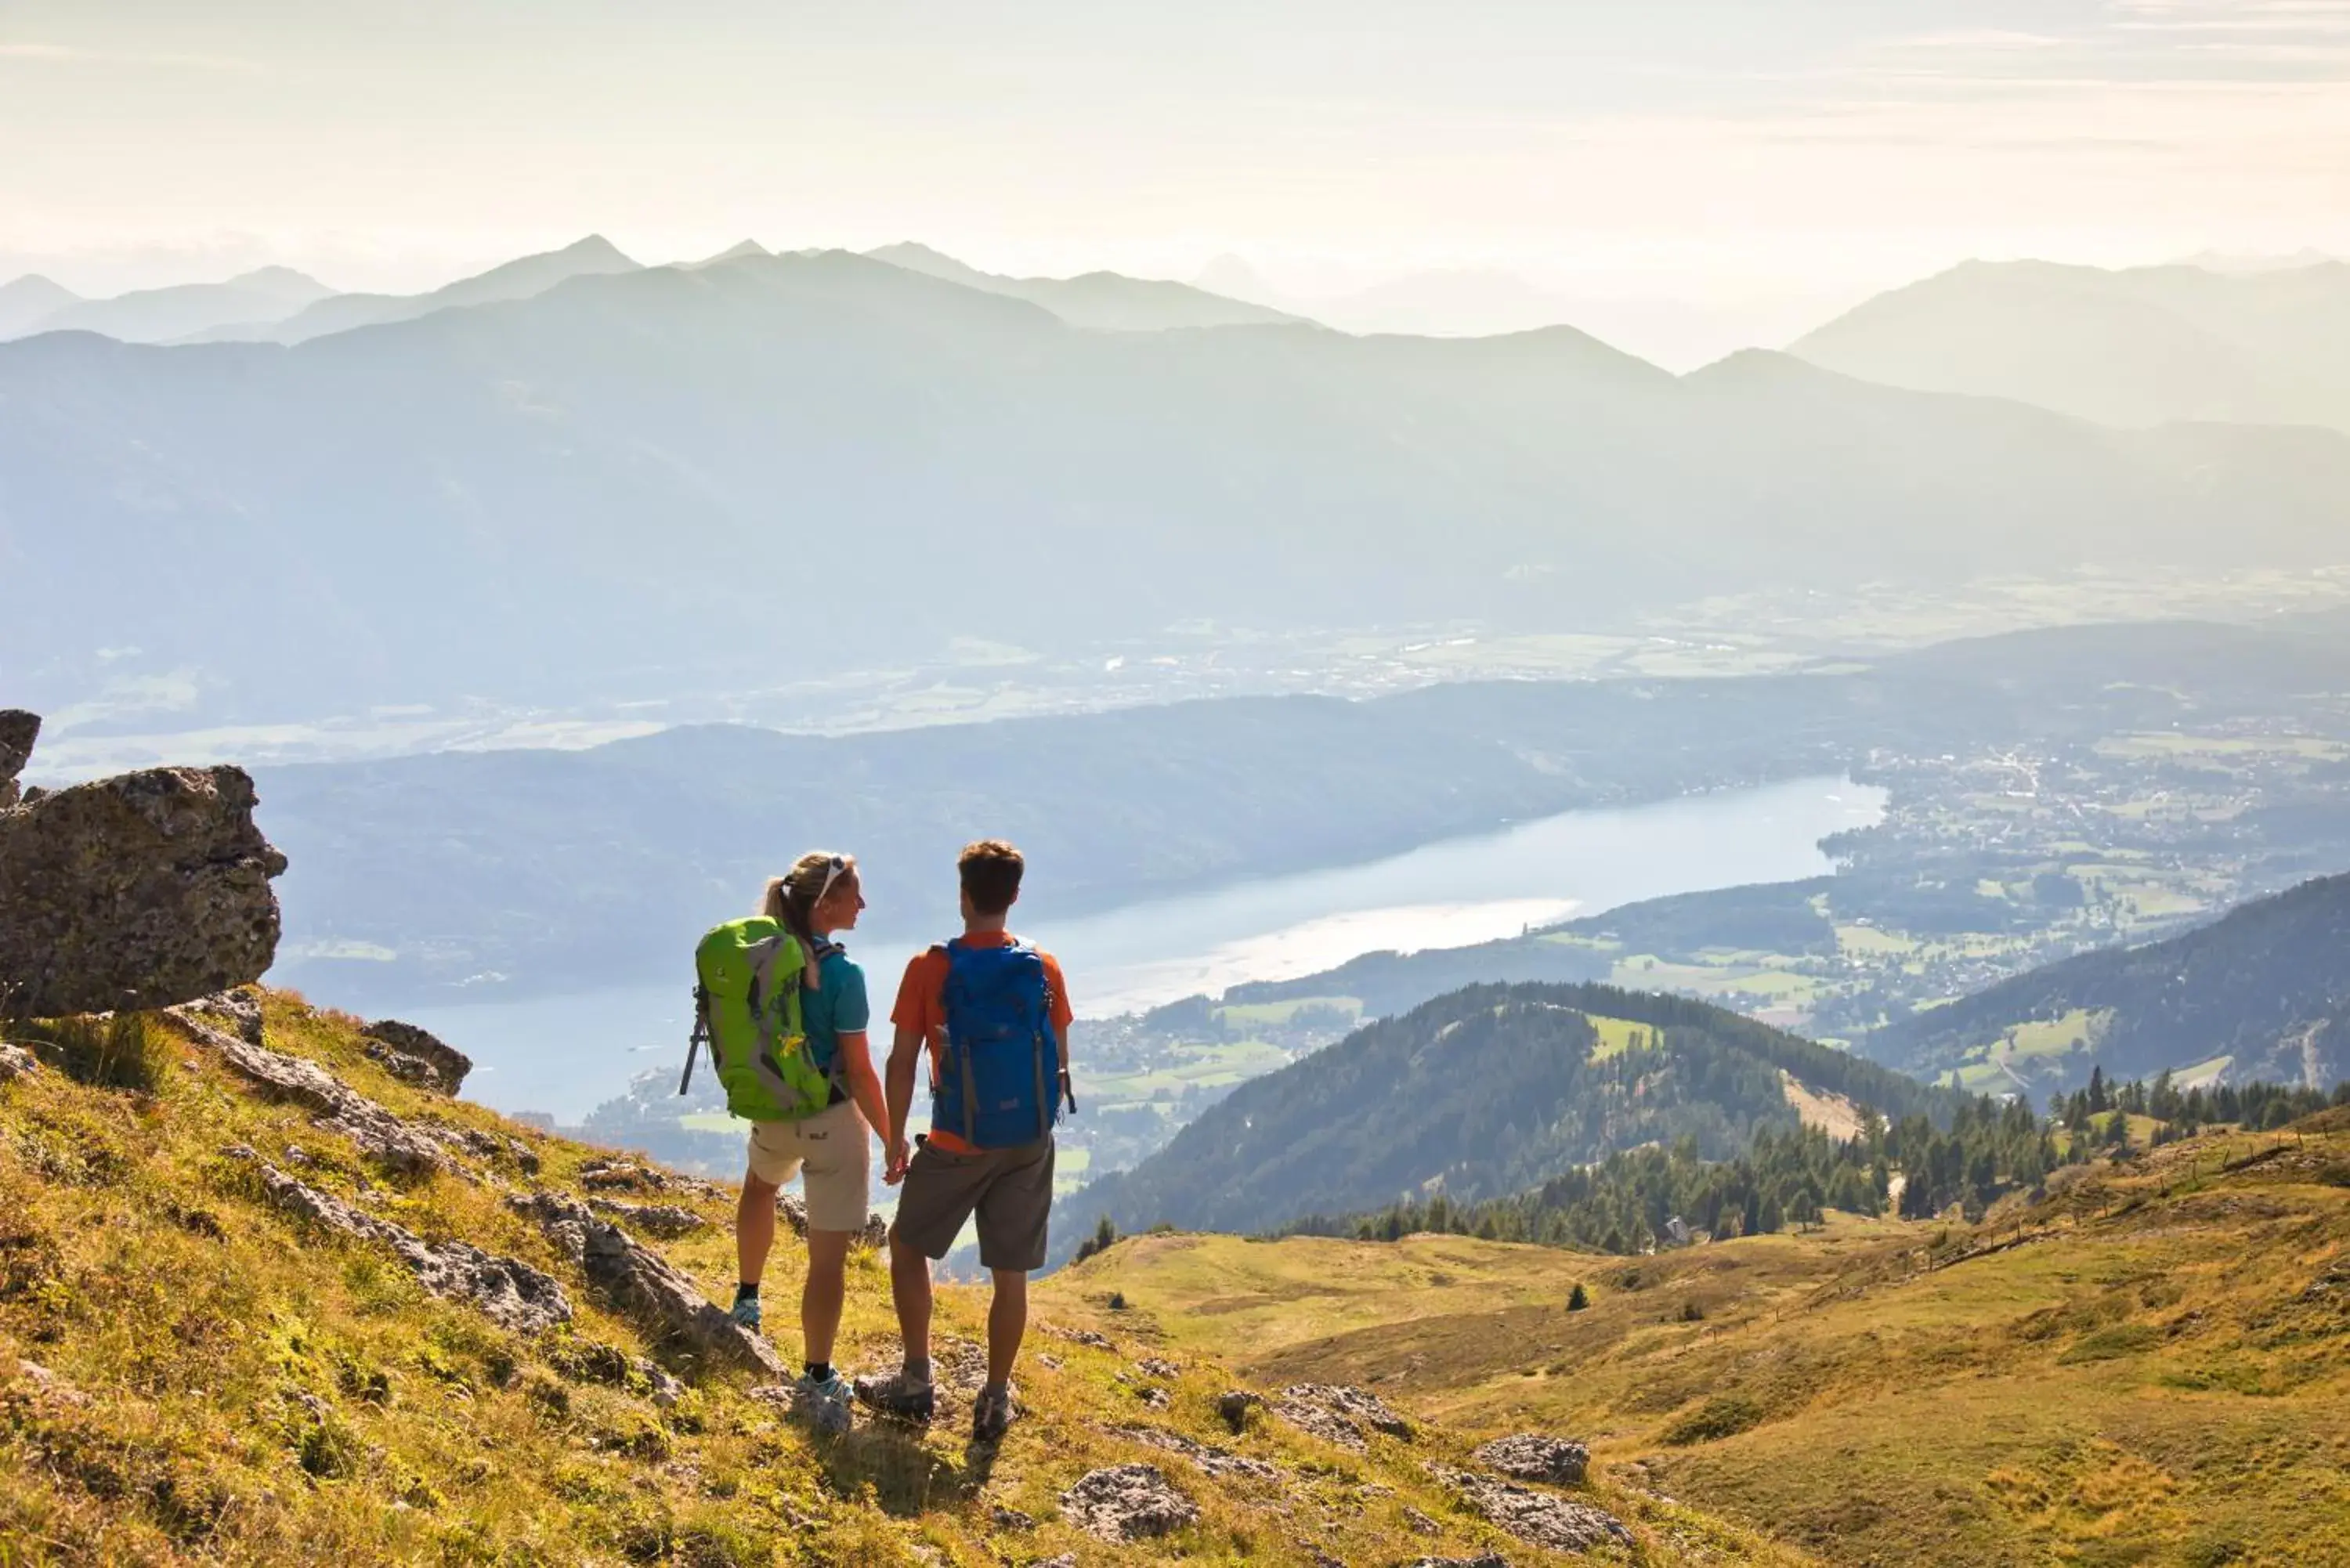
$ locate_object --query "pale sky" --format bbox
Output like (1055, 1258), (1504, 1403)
(4, 0), (2348, 359)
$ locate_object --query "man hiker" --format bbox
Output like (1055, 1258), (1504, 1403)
(856, 839), (1075, 1443)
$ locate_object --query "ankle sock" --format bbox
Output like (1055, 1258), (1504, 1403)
(902, 1356), (933, 1388)
(804, 1361), (833, 1382)
(734, 1282), (759, 1304)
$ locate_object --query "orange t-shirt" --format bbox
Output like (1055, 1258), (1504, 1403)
(892, 931), (1074, 1154)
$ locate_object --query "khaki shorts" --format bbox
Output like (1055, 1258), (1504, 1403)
(891, 1136), (1055, 1273)
(745, 1100), (871, 1233)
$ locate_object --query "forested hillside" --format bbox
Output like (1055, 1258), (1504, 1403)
(1872, 870), (2350, 1089)
(1053, 982), (1951, 1255)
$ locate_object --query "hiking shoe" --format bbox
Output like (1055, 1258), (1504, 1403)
(972, 1382), (1018, 1445)
(851, 1369), (935, 1425)
(728, 1295), (761, 1333)
(791, 1369), (853, 1436)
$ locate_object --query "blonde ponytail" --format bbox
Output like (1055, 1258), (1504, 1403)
(762, 851), (855, 988)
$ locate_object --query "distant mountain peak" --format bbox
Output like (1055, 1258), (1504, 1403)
(864, 241), (995, 287)
(560, 234), (638, 266)
(682, 240), (770, 269)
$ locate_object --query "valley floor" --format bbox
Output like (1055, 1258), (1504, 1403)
(1047, 1124), (2350, 1567)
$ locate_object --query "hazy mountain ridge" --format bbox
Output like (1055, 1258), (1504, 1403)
(9, 248), (2346, 724)
(1871, 870), (2350, 1092)
(1053, 981), (1954, 1254)
(186, 234), (644, 345)
(866, 241), (1299, 331)
(1791, 257), (2350, 432)
(11, 266), (334, 345)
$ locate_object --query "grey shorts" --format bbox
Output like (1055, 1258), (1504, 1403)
(890, 1136), (1055, 1273)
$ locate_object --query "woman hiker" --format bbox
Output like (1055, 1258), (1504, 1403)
(728, 851), (888, 1428)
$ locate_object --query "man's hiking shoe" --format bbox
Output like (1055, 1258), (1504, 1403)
(791, 1369), (853, 1436)
(727, 1295), (761, 1333)
(851, 1370), (935, 1425)
(972, 1382), (1018, 1445)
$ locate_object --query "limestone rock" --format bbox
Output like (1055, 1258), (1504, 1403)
(175, 989), (265, 1045)
(238, 1151), (570, 1333)
(1058, 1463), (1198, 1543)
(1404, 1557), (1508, 1568)
(0, 1042), (39, 1082)
(590, 1198), (710, 1239)
(427, 1123), (541, 1174)
(510, 1191), (783, 1376)
(189, 1021), (447, 1176)
(1473, 1433), (1591, 1487)
(0, 763), (285, 1017)
(989, 1505), (1034, 1531)
(361, 1019), (472, 1095)
(0, 710), (36, 810)
(1431, 1465), (1632, 1552)
(1107, 1422), (1280, 1481)
(1136, 1357), (1180, 1378)
(1273, 1383), (1415, 1451)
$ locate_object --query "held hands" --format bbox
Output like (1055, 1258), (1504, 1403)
(884, 1136), (912, 1187)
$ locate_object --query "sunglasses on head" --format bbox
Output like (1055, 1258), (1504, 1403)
(815, 854), (849, 903)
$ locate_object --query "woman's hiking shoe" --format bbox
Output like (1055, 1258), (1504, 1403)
(791, 1369), (853, 1436)
(971, 1382), (1018, 1445)
(851, 1369), (935, 1425)
(727, 1295), (762, 1333)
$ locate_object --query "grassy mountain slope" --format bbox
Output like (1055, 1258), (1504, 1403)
(1053, 983), (1950, 1252)
(9, 249), (2347, 721)
(1791, 258), (2350, 432)
(0, 990), (1799, 1565)
(1054, 1115), (2350, 1566)
(1873, 870), (2350, 1093)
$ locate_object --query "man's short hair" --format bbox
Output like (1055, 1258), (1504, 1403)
(959, 839), (1025, 916)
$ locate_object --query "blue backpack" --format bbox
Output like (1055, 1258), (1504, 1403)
(933, 939), (1074, 1148)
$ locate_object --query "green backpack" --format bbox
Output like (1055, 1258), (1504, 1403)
(681, 916), (837, 1122)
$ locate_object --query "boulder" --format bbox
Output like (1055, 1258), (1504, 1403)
(1473, 1433), (1591, 1487)
(0, 710), (35, 810)
(361, 1019), (472, 1095)
(232, 1148), (570, 1334)
(0, 763), (285, 1017)
(511, 1190), (783, 1377)
(1430, 1465), (1632, 1552)
(1217, 1388), (1265, 1431)
(1273, 1383), (1415, 1451)
(1058, 1463), (1198, 1542)
(188, 1021), (446, 1176)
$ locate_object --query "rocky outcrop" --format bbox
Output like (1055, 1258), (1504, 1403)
(0, 751), (286, 1017)
(0, 710), (36, 810)
(1404, 1557), (1507, 1568)
(0, 1042), (38, 1082)
(1432, 1465), (1632, 1552)
(590, 1198), (709, 1239)
(1273, 1383), (1415, 1451)
(1473, 1433), (1591, 1487)
(187, 1021), (447, 1176)
(1059, 1463), (1198, 1542)
(1107, 1423), (1280, 1481)
(361, 1019), (472, 1095)
(175, 989), (265, 1046)
(230, 1147), (571, 1333)
(510, 1190), (783, 1377)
